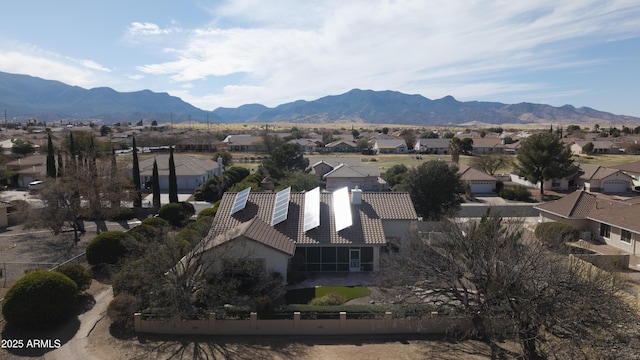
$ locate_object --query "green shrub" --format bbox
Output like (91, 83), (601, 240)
(535, 221), (579, 247)
(158, 202), (195, 227)
(197, 206), (218, 220)
(309, 292), (348, 306)
(141, 216), (170, 230)
(107, 207), (135, 221)
(86, 231), (131, 265)
(107, 294), (139, 333)
(55, 263), (93, 291)
(2, 269), (78, 329)
(499, 185), (531, 201)
(128, 224), (163, 243)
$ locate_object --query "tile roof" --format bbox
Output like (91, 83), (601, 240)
(206, 191), (417, 248)
(311, 157), (362, 168)
(535, 190), (640, 233)
(323, 164), (380, 178)
(138, 154), (218, 177)
(374, 140), (406, 149)
(204, 217), (296, 255)
(457, 164), (497, 182)
(534, 190), (598, 218)
(611, 160), (640, 175)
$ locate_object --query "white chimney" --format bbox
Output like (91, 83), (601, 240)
(351, 187), (362, 205)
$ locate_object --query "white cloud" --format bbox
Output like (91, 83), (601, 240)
(127, 22), (180, 36)
(0, 50), (97, 88)
(77, 59), (111, 72)
(135, 0), (640, 109)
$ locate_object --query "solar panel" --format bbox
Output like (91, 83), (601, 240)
(332, 187), (352, 232)
(271, 187), (291, 226)
(230, 187), (251, 215)
(303, 187), (320, 232)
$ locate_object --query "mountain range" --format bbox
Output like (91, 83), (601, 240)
(1, 71), (637, 126)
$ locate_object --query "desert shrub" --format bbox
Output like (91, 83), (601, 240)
(535, 221), (579, 247)
(127, 224), (163, 243)
(86, 231), (131, 265)
(2, 269), (77, 329)
(55, 263), (93, 291)
(499, 185), (531, 201)
(309, 292), (347, 306)
(158, 202), (195, 227)
(197, 206), (218, 220)
(141, 216), (170, 230)
(107, 207), (135, 221)
(107, 294), (139, 333)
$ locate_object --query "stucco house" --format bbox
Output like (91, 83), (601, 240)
(575, 163), (632, 193)
(413, 139), (450, 154)
(323, 164), (387, 191)
(611, 160), (640, 188)
(535, 191), (640, 255)
(200, 188), (418, 282)
(570, 140), (621, 155)
(372, 140), (408, 154)
(137, 154), (222, 192)
(222, 135), (264, 152)
(325, 140), (357, 153)
(310, 157), (362, 177)
(6, 154), (46, 188)
(457, 164), (497, 194)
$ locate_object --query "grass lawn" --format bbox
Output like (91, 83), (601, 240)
(285, 286), (371, 304)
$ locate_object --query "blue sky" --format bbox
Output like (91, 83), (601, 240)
(1, 0), (639, 116)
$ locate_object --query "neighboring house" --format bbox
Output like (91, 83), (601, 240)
(575, 163), (633, 193)
(222, 135), (263, 152)
(611, 160), (640, 188)
(310, 157), (362, 177)
(288, 139), (322, 153)
(509, 173), (571, 192)
(325, 140), (357, 153)
(372, 140), (408, 154)
(137, 154), (222, 192)
(469, 138), (504, 154)
(201, 188), (418, 282)
(323, 164), (387, 191)
(457, 164), (497, 194)
(535, 190), (640, 255)
(413, 139), (450, 154)
(6, 154), (46, 188)
(570, 140), (621, 155)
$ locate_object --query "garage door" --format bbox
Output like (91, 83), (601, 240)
(470, 182), (494, 194)
(603, 181), (628, 193)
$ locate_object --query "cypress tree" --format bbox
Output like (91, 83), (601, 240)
(132, 137), (142, 207)
(152, 159), (160, 208)
(57, 149), (63, 178)
(168, 147), (178, 203)
(46, 133), (56, 178)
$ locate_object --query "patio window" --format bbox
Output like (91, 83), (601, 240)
(599, 223), (611, 238)
(621, 229), (632, 244)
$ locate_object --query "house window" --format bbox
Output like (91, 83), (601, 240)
(552, 181), (561, 187)
(621, 229), (632, 244)
(599, 223), (611, 238)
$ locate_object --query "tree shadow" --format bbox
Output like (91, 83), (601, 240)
(1, 317), (79, 357)
(127, 333), (309, 360)
(95, 219), (109, 234)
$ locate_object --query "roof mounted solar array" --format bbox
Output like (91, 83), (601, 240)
(271, 187), (291, 226)
(230, 187), (251, 215)
(303, 187), (320, 232)
(332, 187), (352, 232)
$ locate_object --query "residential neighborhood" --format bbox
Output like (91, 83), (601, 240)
(1, 120), (640, 359)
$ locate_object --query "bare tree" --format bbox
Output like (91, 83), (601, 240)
(382, 210), (638, 358)
(469, 153), (512, 175)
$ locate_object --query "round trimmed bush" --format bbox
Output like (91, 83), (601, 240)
(2, 269), (78, 329)
(128, 224), (162, 243)
(86, 231), (131, 265)
(158, 202), (195, 227)
(55, 263), (93, 291)
(197, 206), (218, 220)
